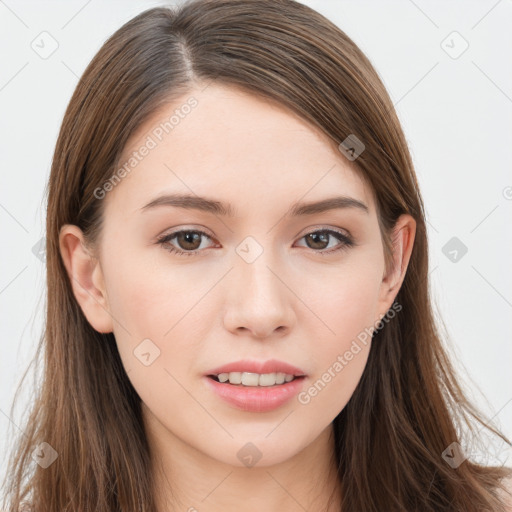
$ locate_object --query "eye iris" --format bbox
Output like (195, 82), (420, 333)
(177, 231), (201, 250)
(306, 232), (329, 250)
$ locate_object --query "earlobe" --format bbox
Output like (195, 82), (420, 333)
(376, 214), (416, 319)
(59, 224), (113, 333)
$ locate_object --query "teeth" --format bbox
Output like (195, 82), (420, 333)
(215, 372), (297, 386)
(242, 372), (260, 386)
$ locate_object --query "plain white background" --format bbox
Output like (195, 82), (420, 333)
(1, 0), (511, 486)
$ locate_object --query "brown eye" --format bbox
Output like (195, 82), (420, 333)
(157, 228), (354, 258)
(304, 232), (330, 250)
(174, 231), (202, 250)
(296, 229), (354, 255)
(157, 229), (214, 257)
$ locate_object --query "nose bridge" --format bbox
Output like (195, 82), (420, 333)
(223, 235), (293, 337)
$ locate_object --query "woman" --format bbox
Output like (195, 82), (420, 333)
(2, 0), (511, 510)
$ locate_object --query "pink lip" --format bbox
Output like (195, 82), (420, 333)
(205, 359), (307, 377)
(204, 359), (308, 412)
(204, 375), (306, 412)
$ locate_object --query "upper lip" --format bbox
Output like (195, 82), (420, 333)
(206, 359), (307, 377)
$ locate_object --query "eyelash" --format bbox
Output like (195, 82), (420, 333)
(156, 228), (355, 257)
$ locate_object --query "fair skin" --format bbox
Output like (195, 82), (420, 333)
(59, 83), (416, 511)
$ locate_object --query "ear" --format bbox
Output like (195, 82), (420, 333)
(375, 214), (416, 321)
(59, 224), (113, 333)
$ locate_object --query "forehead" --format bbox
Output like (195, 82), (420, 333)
(107, 83), (375, 217)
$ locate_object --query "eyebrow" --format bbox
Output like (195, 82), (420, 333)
(140, 193), (369, 217)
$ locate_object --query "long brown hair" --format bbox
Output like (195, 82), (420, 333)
(2, 0), (511, 510)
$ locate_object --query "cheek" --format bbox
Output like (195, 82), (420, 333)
(298, 342), (370, 423)
(102, 244), (188, 335)
(101, 247), (213, 380)
(301, 256), (383, 343)
(297, 288), (375, 421)
(296, 258), (382, 414)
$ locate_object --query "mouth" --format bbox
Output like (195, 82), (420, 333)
(204, 372), (307, 412)
(207, 372), (306, 387)
(203, 359), (308, 411)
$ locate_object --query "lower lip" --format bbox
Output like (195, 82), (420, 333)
(204, 376), (306, 412)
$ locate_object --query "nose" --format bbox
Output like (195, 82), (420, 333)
(222, 250), (295, 339)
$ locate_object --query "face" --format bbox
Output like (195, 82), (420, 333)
(61, 83), (414, 469)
